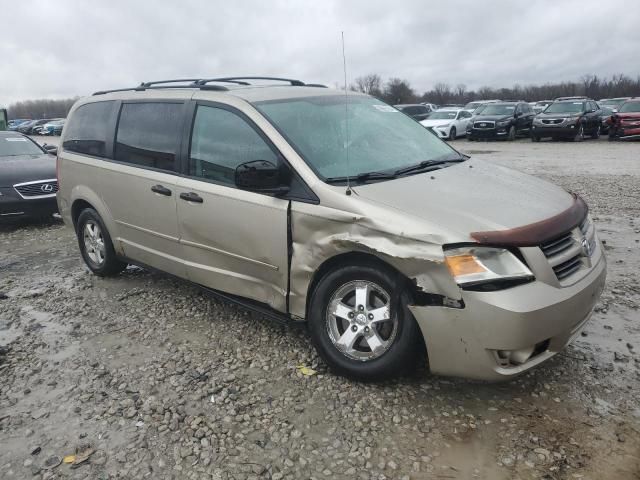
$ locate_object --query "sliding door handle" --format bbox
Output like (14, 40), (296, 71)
(151, 184), (172, 196)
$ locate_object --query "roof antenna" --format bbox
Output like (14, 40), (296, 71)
(341, 31), (352, 196)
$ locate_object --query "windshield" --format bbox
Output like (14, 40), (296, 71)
(428, 111), (457, 120)
(619, 102), (640, 113)
(0, 136), (44, 156)
(478, 104), (515, 116)
(544, 102), (585, 114)
(601, 99), (626, 107)
(255, 95), (457, 180)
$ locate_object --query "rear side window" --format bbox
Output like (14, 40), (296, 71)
(63, 101), (115, 157)
(115, 102), (183, 172)
(188, 105), (278, 186)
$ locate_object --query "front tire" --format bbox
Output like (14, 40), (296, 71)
(574, 124), (584, 142)
(507, 125), (516, 141)
(449, 127), (457, 141)
(76, 208), (126, 276)
(308, 264), (420, 381)
(591, 125), (601, 139)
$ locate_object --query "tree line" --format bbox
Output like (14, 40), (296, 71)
(6, 98), (78, 120)
(6, 73), (639, 118)
(351, 73), (640, 105)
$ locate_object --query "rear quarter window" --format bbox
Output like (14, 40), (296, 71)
(63, 101), (116, 158)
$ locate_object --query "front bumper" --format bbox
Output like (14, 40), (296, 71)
(0, 187), (58, 221)
(467, 127), (509, 139)
(531, 124), (579, 138)
(410, 251), (606, 381)
(609, 125), (640, 139)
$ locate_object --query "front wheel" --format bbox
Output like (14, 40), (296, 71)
(574, 124), (584, 142)
(76, 208), (126, 276)
(308, 264), (420, 381)
(507, 125), (516, 141)
(591, 125), (601, 139)
(448, 127), (457, 140)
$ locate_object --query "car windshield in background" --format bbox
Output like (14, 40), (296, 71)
(428, 112), (457, 120)
(619, 102), (640, 113)
(464, 102), (482, 110)
(545, 102), (584, 114)
(0, 136), (44, 156)
(478, 104), (515, 116)
(255, 95), (458, 181)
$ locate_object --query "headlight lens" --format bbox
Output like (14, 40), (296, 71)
(497, 120), (511, 127)
(437, 123), (451, 128)
(444, 246), (534, 288)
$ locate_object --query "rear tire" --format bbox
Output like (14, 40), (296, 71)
(531, 135), (540, 142)
(76, 208), (126, 277)
(308, 264), (420, 381)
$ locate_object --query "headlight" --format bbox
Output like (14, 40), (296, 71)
(497, 120), (511, 127)
(444, 246), (534, 290)
(437, 123), (451, 128)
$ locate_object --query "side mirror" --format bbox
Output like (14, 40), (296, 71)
(235, 160), (289, 196)
(42, 144), (58, 155)
(514, 111), (522, 118)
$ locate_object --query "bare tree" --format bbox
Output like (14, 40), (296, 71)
(382, 78), (417, 105)
(352, 74), (383, 97)
(7, 98), (78, 119)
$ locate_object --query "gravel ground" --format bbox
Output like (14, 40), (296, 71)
(1, 136), (639, 479)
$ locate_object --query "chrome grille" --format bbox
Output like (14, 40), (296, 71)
(13, 179), (58, 199)
(473, 121), (495, 129)
(540, 216), (595, 282)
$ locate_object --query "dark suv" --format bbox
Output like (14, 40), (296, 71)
(531, 97), (603, 141)
(466, 101), (534, 141)
(394, 104), (432, 121)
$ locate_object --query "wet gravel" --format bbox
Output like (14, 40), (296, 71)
(1, 137), (639, 479)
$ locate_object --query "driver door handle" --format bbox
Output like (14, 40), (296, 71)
(180, 192), (204, 203)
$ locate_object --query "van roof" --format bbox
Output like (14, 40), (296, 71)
(90, 77), (356, 103)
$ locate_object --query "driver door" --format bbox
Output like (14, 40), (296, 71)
(175, 102), (289, 311)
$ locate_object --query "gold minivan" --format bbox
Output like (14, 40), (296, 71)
(57, 77), (606, 381)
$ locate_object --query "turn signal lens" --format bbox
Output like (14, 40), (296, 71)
(445, 254), (487, 277)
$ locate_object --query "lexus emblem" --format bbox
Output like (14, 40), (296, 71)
(40, 184), (54, 193)
(581, 237), (593, 257)
(480, 123), (487, 127)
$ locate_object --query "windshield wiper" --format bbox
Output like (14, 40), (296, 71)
(325, 170), (398, 185)
(393, 156), (466, 176)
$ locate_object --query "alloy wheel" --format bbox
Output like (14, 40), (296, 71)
(83, 220), (106, 266)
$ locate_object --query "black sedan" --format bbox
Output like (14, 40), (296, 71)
(0, 131), (58, 221)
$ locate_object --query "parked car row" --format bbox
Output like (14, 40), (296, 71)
(9, 118), (66, 135)
(403, 96), (639, 142)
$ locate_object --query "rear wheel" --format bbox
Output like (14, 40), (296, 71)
(76, 208), (126, 276)
(308, 264), (420, 381)
(531, 135), (540, 142)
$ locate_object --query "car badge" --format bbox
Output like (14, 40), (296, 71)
(41, 184), (54, 193)
(581, 237), (593, 257)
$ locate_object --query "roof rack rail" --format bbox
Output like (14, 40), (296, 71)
(199, 76), (306, 86)
(93, 76), (310, 96)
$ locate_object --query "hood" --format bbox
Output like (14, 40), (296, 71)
(421, 119), (453, 127)
(472, 114), (512, 122)
(351, 158), (575, 241)
(0, 154), (56, 187)
(536, 111), (582, 120)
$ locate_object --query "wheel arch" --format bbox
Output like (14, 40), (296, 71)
(69, 188), (121, 254)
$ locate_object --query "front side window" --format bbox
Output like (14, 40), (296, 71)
(63, 101), (115, 157)
(115, 102), (183, 172)
(255, 95), (456, 180)
(189, 105), (278, 185)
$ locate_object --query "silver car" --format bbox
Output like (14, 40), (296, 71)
(56, 77), (606, 381)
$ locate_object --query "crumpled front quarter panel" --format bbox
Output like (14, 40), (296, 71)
(288, 200), (461, 319)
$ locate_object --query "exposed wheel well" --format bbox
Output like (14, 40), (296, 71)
(71, 199), (94, 229)
(305, 252), (413, 318)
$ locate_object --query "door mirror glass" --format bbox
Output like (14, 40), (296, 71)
(235, 160), (289, 195)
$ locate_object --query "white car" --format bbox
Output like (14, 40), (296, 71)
(420, 108), (473, 140)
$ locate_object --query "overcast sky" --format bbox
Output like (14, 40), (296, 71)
(1, 0), (639, 105)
